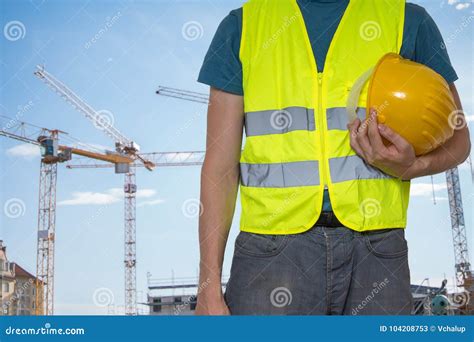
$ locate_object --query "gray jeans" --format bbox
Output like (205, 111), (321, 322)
(224, 225), (413, 315)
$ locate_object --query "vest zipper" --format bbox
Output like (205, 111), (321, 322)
(317, 72), (328, 189)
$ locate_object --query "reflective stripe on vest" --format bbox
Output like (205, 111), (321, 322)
(329, 155), (393, 183)
(245, 107), (366, 134)
(241, 156), (391, 187)
(326, 107), (366, 130)
(245, 107), (315, 136)
(240, 161), (320, 187)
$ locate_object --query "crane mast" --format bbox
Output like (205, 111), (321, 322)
(1, 123), (65, 315)
(446, 167), (473, 309)
(36, 138), (58, 315)
(124, 171), (137, 314)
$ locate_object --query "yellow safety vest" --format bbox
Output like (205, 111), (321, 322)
(239, 0), (410, 234)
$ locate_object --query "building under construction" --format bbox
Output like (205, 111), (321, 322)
(145, 276), (224, 316)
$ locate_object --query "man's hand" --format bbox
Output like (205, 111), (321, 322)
(347, 109), (418, 180)
(195, 289), (230, 315)
(348, 84), (470, 180)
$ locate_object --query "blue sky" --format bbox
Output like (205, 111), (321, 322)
(0, 0), (472, 315)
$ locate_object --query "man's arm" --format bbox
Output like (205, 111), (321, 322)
(195, 87), (244, 315)
(348, 83), (471, 179)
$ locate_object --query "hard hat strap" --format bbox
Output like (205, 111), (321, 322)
(346, 66), (374, 122)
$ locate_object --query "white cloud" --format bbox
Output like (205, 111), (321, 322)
(58, 188), (157, 206)
(6, 143), (41, 159)
(58, 191), (119, 206)
(410, 183), (447, 197)
(138, 198), (165, 207)
(136, 189), (157, 198)
(456, 3), (471, 10)
(448, 0), (472, 10)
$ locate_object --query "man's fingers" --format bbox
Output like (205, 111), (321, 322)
(367, 109), (385, 151)
(378, 124), (410, 151)
(350, 138), (365, 158)
(347, 118), (361, 132)
(356, 118), (373, 156)
(348, 118), (361, 140)
(348, 118), (367, 159)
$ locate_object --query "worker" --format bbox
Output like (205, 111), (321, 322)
(195, 0), (471, 315)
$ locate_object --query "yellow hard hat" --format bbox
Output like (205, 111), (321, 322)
(347, 53), (456, 156)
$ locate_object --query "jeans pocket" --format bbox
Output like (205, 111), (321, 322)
(234, 231), (290, 258)
(363, 228), (408, 259)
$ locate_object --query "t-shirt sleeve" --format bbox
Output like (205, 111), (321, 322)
(409, 5), (458, 84)
(197, 9), (243, 95)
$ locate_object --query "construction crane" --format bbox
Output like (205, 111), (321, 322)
(446, 167), (473, 312)
(34, 66), (156, 316)
(0, 117), (133, 315)
(155, 86), (474, 313)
